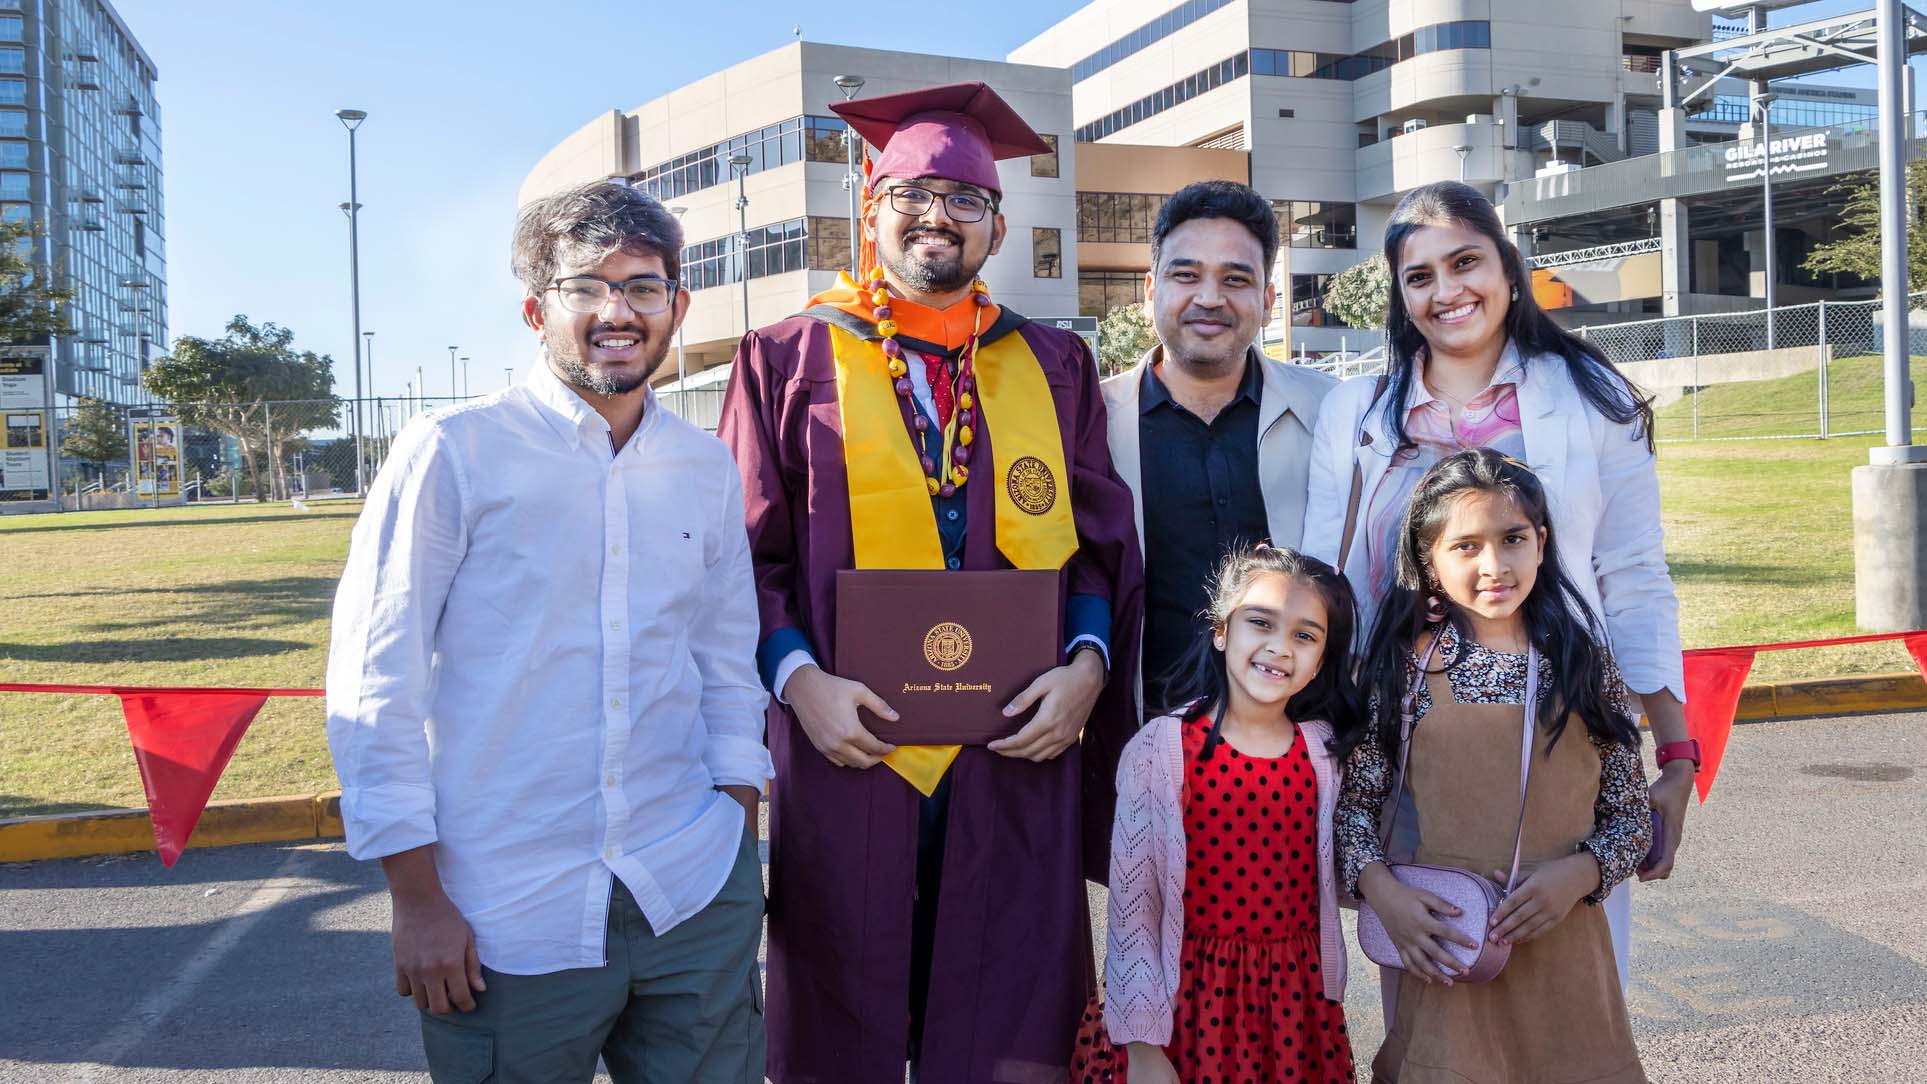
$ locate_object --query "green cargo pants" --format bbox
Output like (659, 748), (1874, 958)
(418, 829), (765, 1084)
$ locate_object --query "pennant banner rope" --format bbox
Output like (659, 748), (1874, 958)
(1, 683), (322, 867)
(1681, 629), (1927, 802)
(5, 627), (1927, 862)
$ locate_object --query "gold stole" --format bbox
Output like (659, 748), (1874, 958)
(828, 323), (1079, 794)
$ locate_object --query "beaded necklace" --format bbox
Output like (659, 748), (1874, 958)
(870, 264), (992, 498)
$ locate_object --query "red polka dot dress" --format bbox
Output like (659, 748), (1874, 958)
(1073, 709), (1356, 1083)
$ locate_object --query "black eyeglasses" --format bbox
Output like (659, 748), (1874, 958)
(546, 275), (679, 315)
(882, 185), (996, 223)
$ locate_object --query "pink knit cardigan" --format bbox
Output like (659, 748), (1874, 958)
(1101, 712), (1349, 1047)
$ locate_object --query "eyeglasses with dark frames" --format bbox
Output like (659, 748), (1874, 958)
(881, 185), (997, 223)
(546, 275), (680, 316)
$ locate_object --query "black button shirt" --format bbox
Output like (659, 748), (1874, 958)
(1137, 357), (1269, 713)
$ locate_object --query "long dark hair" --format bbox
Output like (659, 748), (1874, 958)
(1346, 449), (1640, 762)
(1159, 545), (1363, 759)
(1378, 182), (1654, 453)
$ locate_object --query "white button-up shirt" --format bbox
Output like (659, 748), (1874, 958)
(326, 360), (772, 976)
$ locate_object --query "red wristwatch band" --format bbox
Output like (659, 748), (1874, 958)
(1655, 740), (1701, 772)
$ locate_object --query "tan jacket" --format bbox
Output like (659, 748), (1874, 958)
(1100, 344), (1337, 713)
(1100, 343), (1337, 558)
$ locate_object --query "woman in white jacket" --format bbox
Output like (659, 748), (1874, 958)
(1300, 182), (1698, 983)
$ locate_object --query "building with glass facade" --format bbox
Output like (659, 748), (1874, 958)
(3, 0), (163, 407)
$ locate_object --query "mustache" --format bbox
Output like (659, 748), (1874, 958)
(588, 322), (649, 339)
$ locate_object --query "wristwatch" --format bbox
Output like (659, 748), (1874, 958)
(1654, 740), (1701, 773)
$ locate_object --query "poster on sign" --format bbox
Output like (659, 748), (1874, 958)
(0, 351), (52, 504)
(130, 411), (184, 503)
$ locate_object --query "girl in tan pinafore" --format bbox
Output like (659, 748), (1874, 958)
(1335, 449), (1654, 1083)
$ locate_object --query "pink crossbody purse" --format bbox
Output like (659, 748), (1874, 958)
(1355, 636), (1539, 984)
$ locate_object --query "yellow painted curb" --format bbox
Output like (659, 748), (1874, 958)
(1736, 671), (1927, 721)
(0, 790), (345, 864)
(4, 672), (1925, 865)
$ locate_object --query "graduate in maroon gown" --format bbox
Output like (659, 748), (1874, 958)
(719, 82), (1144, 1084)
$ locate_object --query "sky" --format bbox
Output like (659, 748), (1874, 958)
(115, 0), (1069, 405)
(117, 0), (1898, 408)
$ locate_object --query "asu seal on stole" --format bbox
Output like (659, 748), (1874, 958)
(923, 622), (974, 672)
(1006, 455), (1057, 516)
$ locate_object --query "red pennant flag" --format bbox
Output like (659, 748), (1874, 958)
(1904, 632), (1927, 687)
(118, 691), (272, 867)
(1681, 648), (1756, 803)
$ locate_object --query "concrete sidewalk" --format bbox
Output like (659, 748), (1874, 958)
(3, 710), (1923, 1082)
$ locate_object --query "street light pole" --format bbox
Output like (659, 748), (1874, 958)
(336, 108), (368, 497)
(669, 205), (689, 390)
(729, 152), (753, 335)
(446, 346), (458, 404)
(1453, 143), (1471, 183)
(835, 74), (866, 278)
(461, 356), (470, 398)
(504, 366), (513, 390)
(1751, 93), (1779, 348)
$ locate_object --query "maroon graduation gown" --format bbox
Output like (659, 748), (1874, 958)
(719, 307), (1144, 1084)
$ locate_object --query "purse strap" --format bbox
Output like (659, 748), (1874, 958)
(1380, 632), (1540, 897)
(1335, 371), (1390, 572)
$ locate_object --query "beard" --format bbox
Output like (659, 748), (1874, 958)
(880, 226), (980, 295)
(545, 322), (667, 397)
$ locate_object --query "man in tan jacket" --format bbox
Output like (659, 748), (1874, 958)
(1100, 180), (1337, 715)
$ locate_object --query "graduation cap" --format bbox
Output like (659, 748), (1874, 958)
(831, 81), (1052, 200)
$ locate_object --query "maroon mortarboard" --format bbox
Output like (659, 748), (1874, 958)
(831, 81), (1053, 200)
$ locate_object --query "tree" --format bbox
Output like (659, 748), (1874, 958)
(59, 397), (126, 484)
(143, 316), (340, 503)
(1322, 254), (1392, 332)
(1096, 302), (1157, 376)
(1803, 162), (1927, 293)
(0, 217), (72, 341)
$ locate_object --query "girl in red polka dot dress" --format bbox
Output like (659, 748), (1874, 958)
(1075, 545), (1360, 1084)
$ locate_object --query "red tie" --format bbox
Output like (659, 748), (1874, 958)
(922, 351), (955, 428)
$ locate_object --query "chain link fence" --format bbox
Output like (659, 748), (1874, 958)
(1573, 293), (1926, 442)
(38, 387), (740, 511)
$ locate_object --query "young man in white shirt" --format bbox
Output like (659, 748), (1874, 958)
(327, 182), (771, 1084)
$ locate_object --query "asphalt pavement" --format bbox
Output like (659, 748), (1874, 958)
(3, 708), (1923, 1083)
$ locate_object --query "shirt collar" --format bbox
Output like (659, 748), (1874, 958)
(1405, 338), (1526, 412)
(524, 354), (660, 453)
(1139, 345), (1263, 416)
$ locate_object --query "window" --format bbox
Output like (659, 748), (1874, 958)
(636, 117), (811, 202)
(1072, 0), (1237, 83)
(0, 201), (27, 224)
(681, 217), (809, 291)
(0, 47), (20, 74)
(1249, 21), (1488, 85)
(805, 116), (849, 163)
(1291, 274), (1349, 328)
(807, 215), (851, 272)
(0, 169), (22, 200)
(1079, 271), (1145, 317)
(1033, 228), (1062, 278)
(1030, 134), (1059, 178)
(0, 140), (22, 168)
(1076, 192), (1166, 244)
(1274, 201), (1357, 250)
(1076, 53), (1250, 142)
(0, 15), (21, 41)
(0, 78), (21, 105)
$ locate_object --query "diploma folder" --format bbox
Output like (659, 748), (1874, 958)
(834, 569), (1061, 745)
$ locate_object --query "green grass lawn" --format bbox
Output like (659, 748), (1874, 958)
(0, 501), (359, 818)
(1, 422), (1919, 816)
(1653, 352), (1910, 440)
